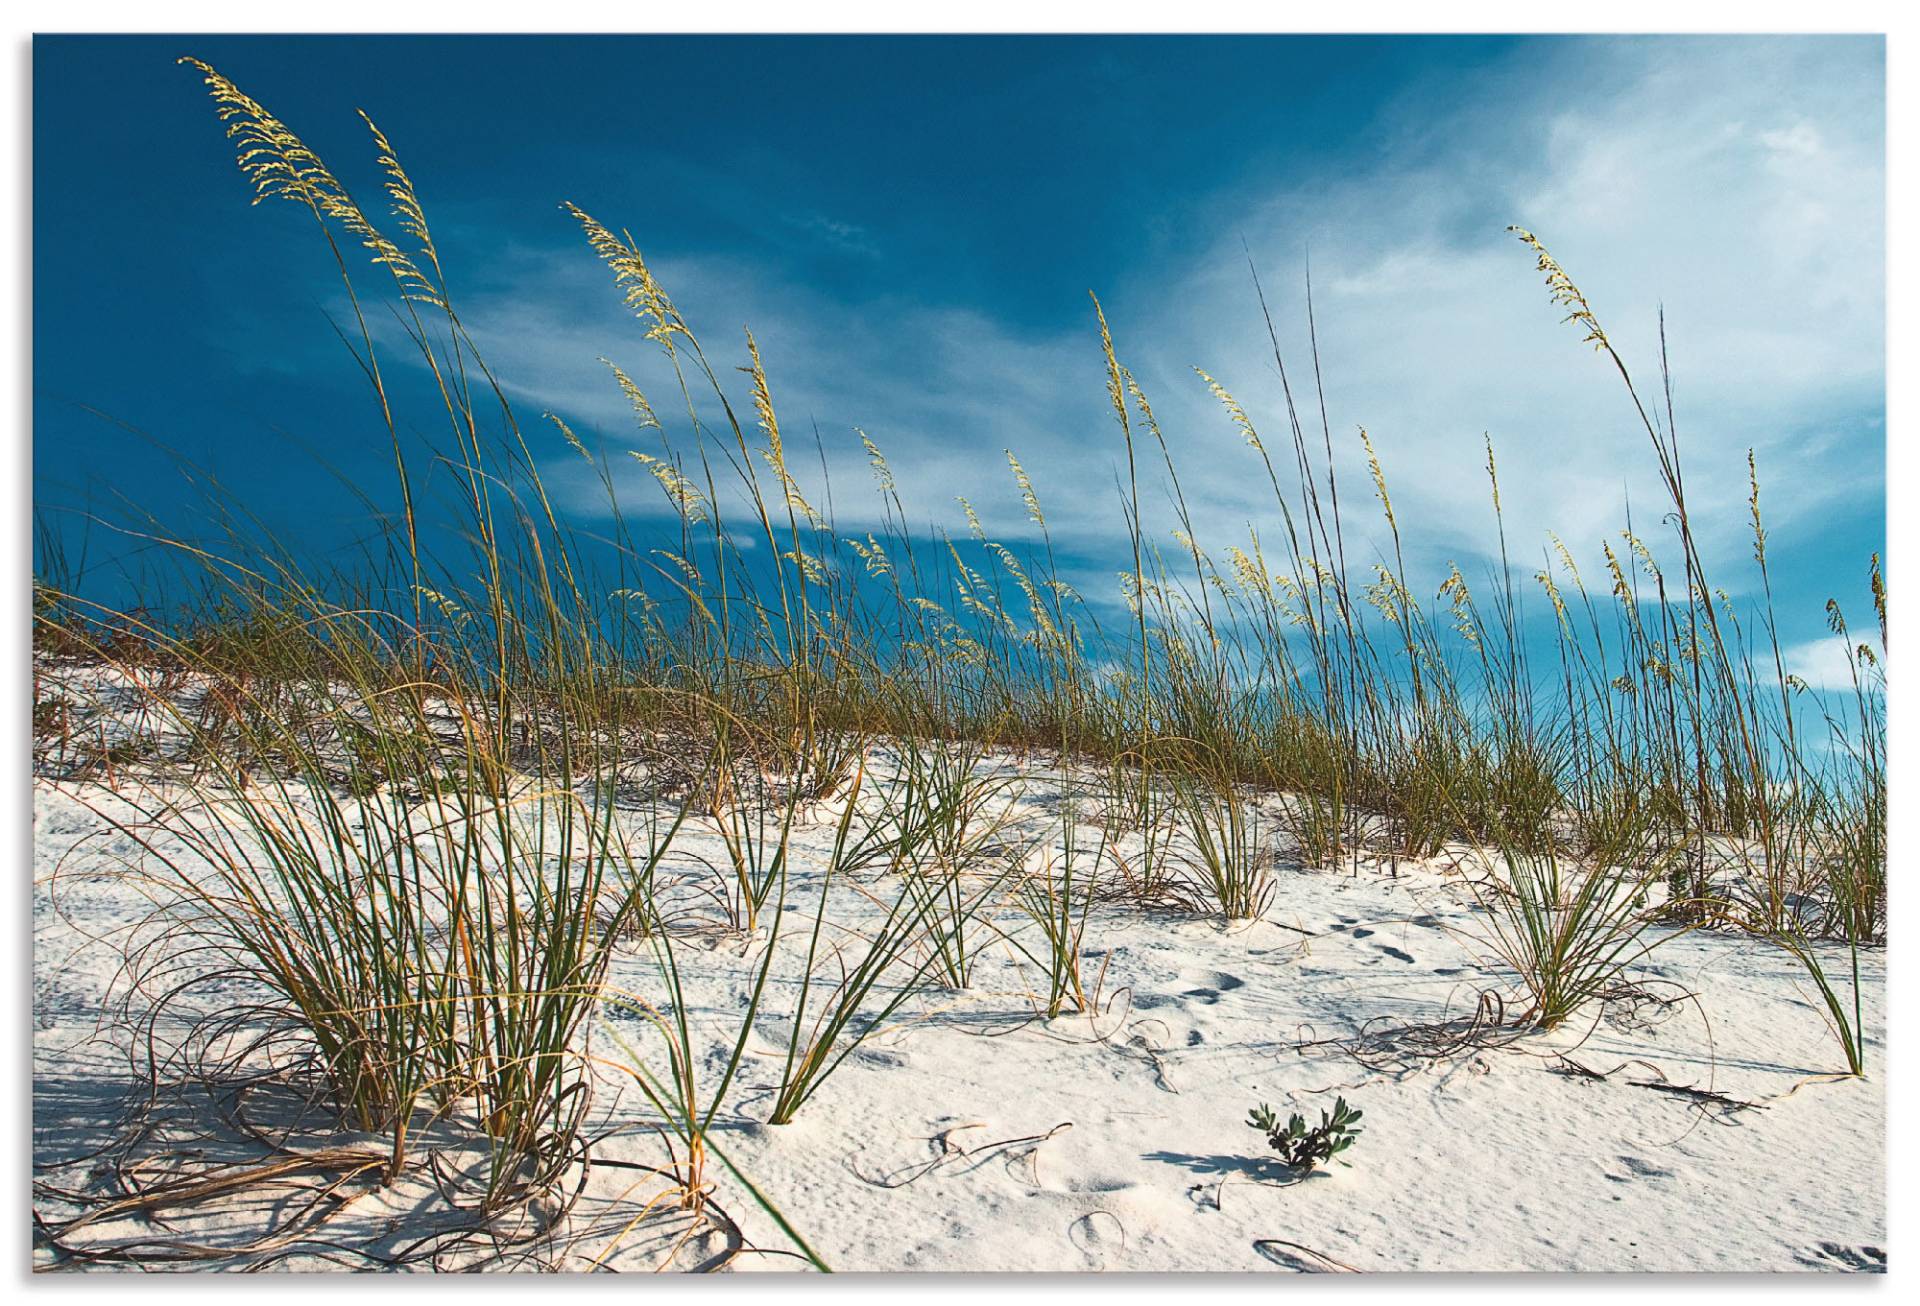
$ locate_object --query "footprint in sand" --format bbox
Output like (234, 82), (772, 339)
(1797, 1243), (1885, 1272)
(1376, 945), (1416, 963)
(1177, 970), (1246, 1004)
(1606, 1155), (1675, 1182)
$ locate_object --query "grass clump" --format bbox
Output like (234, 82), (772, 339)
(1469, 830), (1681, 1031)
(1012, 808), (1108, 1019)
(1165, 760), (1273, 921)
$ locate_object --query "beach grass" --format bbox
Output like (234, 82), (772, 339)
(28, 58), (1887, 1266)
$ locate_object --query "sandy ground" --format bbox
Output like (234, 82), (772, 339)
(31, 736), (1886, 1273)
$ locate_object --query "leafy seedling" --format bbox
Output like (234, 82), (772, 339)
(1247, 1096), (1363, 1171)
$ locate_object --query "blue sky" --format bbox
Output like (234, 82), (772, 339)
(33, 34), (1885, 681)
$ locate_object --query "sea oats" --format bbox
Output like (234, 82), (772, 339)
(600, 358), (662, 430)
(179, 59), (442, 308)
(1195, 368), (1262, 452)
(856, 428), (896, 493)
(564, 202), (685, 349)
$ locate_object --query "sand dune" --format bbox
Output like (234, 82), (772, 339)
(32, 738), (1885, 1272)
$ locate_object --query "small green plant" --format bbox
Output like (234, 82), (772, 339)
(1247, 1097), (1363, 1171)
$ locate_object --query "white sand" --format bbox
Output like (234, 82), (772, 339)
(32, 729), (1886, 1272)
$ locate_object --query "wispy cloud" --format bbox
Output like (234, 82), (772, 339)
(1141, 36), (1884, 586)
(1782, 636), (1875, 693)
(785, 212), (880, 257)
(413, 37), (1881, 619)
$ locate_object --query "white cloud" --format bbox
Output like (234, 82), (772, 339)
(1137, 36), (1885, 594)
(421, 37), (1884, 619)
(1782, 636), (1872, 692)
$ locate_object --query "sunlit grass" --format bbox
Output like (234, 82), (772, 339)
(28, 55), (1888, 1266)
